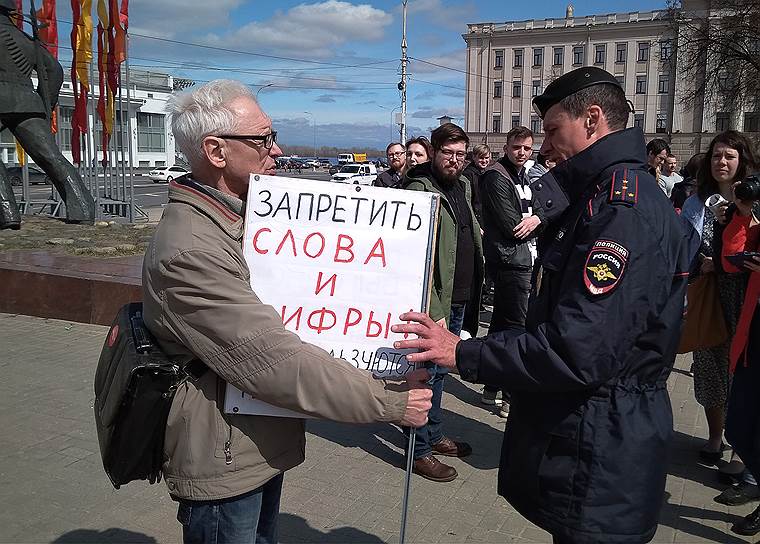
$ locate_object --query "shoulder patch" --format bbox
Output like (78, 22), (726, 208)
(584, 239), (628, 295)
(608, 168), (638, 206)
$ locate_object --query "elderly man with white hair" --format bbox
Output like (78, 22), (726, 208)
(141, 79), (432, 544)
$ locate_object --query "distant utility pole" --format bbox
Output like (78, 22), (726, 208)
(400, 0), (408, 144)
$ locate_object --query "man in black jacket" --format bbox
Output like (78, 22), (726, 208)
(373, 142), (406, 188)
(393, 67), (690, 543)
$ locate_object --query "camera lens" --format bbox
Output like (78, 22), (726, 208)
(735, 175), (760, 201)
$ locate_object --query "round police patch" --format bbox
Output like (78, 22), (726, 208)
(584, 239), (628, 295)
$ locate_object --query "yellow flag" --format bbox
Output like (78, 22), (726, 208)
(76, 0), (94, 89)
(15, 140), (26, 166)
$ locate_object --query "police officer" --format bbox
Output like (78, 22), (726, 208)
(392, 67), (690, 543)
(0, 0), (95, 229)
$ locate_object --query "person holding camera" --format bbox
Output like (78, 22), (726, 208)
(720, 172), (760, 536)
(680, 132), (759, 475)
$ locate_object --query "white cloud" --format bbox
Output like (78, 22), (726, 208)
(404, 0), (476, 31)
(205, 1), (394, 59)
(411, 106), (464, 119)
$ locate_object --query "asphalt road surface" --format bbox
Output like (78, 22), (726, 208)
(13, 169), (334, 216)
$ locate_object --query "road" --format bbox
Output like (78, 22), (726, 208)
(13, 170), (335, 217)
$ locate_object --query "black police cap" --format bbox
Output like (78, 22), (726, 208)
(532, 66), (622, 118)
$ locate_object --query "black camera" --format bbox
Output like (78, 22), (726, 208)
(735, 174), (760, 201)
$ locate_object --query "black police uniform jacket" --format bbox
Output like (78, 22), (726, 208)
(457, 128), (689, 543)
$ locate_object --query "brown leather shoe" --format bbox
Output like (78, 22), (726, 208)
(431, 436), (472, 458)
(413, 455), (457, 482)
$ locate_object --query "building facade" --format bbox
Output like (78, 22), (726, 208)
(1, 68), (177, 169)
(463, 4), (758, 160)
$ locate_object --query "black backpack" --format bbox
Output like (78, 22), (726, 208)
(93, 302), (206, 488)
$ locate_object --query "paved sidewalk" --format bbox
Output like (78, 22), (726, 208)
(0, 312), (756, 543)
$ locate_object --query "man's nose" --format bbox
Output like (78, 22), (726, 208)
(270, 142), (283, 158)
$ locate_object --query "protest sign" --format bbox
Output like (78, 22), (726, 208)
(224, 175), (439, 417)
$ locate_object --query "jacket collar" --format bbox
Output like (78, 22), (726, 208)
(531, 127), (647, 223)
(168, 176), (245, 240)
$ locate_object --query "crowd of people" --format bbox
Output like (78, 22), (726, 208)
(142, 66), (760, 543)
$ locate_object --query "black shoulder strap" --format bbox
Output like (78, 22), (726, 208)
(608, 167), (638, 207)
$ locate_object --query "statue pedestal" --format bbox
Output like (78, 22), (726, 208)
(0, 249), (142, 325)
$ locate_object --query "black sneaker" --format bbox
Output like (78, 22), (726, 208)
(731, 504), (760, 536)
(714, 481), (760, 506)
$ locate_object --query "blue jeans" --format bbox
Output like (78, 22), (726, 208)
(410, 304), (465, 459)
(177, 473), (283, 544)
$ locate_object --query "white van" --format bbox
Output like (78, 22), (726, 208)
(330, 163), (378, 185)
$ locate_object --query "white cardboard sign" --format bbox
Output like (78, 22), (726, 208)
(224, 175), (439, 417)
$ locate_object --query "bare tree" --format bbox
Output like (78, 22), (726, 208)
(669, 0), (760, 124)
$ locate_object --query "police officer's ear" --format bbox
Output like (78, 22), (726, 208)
(586, 105), (604, 136)
(203, 136), (227, 169)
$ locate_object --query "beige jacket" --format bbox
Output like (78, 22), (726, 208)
(142, 178), (408, 501)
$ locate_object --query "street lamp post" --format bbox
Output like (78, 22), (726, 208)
(378, 104), (402, 142)
(304, 111), (316, 160)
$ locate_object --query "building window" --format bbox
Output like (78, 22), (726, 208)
(58, 106), (73, 151)
(530, 115), (542, 134)
(147, 93), (154, 98)
(533, 47), (543, 67)
(492, 116), (501, 133)
(637, 42), (650, 62)
(514, 49), (523, 68)
(532, 80), (542, 97)
(512, 80), (521, 98)
(744, 113), (760, 132)
(494, 81), (502, 98)
(573, 46), (584, 65)
(636, 75), (647, 94)
(494, 49), (504, 69)
(656, 113), (668, 134)
(717, 71), (732, 92)
(616, 43), (627, 63)
(716, 112), (731, 132)
(137, 112), (166, 153)
(634, 113), (645, 129)
(512, 114), (520, 128)
(595, 44), (606, 65)
(553, 47), (563, 66)
(658, 74), (669, 94)
(615, 75), (625, 88)
(660, 39), (673, 61)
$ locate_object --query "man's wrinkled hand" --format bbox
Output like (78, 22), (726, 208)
(400, 369), (432, 427)
(392, 312), (459, 368)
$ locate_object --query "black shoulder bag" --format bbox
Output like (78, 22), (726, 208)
(93, 302), (206, 489)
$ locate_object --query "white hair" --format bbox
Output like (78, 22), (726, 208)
(166, 79), (255, 166)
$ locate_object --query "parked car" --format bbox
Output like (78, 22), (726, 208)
(149, 165), (189, 183)
(330, 163), (378, 185)
(8, 165), (50, 185)
(319, 159), (332, 168)
(328, 164), (341, 175)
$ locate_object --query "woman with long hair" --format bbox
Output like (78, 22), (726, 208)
(681, 131), (759, 473)
(404, 136), (433, 172)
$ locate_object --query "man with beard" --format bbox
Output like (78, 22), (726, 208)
(374, 142), (406, 188)
(401, 122), (484, 482)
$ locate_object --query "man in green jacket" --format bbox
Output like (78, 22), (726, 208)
(402, 123), (484, 482)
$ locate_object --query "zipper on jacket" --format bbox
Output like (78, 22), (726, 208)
(224, 424), (233, 465)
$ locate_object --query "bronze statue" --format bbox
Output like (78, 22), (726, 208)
(0, 0), (95, 229)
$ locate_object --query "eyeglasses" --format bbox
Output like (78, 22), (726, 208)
(438, 148), (467, 162)
(387, 151), (405, 158)
(218, 131), (278, 150)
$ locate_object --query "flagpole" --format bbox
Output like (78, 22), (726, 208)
(125, 34), (134, 223)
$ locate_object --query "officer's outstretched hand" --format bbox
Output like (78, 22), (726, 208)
(392, 312), (460, 369)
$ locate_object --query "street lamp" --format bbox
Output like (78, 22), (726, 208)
(303, 111), (316, 160)
(255, 83), (274, 99)
(378, 104), (402, 142)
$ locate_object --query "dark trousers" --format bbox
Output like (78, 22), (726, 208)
(177, 473), (284, 544)
(725, 311), (760, 484)
(484, 267), (531, 396)
(409, 304), (465, 458)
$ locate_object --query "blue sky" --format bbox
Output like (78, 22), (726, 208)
(49, 0), (668, 150)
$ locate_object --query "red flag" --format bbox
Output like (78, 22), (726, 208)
(96, 0), (110, 166)
(119, 0), (128, 28)
(36, 0), (57, 58)
(70, 0), (89, 164)
(12, 0), (23, 29)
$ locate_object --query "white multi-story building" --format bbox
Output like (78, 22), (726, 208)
(462, 3), (758, 159)
(1, 68), (178, 169)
